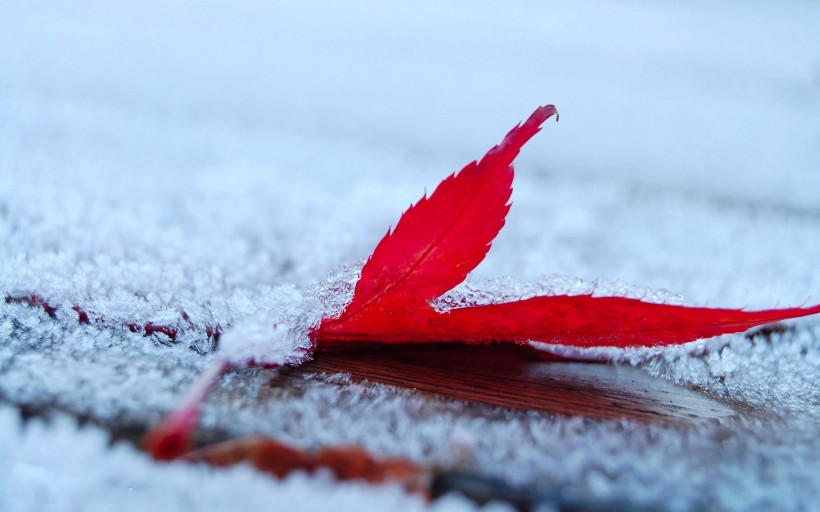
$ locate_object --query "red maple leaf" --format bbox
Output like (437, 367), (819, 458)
(314, 105), (819, 349)
(145, 105), (819, 461)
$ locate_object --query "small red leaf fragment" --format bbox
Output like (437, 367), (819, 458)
(183, 436), (423, 491)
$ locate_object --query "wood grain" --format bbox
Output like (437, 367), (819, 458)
(285, 344), (735, 425)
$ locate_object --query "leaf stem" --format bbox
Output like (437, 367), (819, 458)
(142, 359), (232, 461)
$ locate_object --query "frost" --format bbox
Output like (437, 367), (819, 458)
(218, 286), (317, 367)
(640, 324), (820, 415)
(218, 264), (361, 366)
(0, 407), (451, 512)
(311, 262), (363, 321)
(433, 275), (685, 311)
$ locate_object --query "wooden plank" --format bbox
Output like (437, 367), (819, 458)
(285, 344), (735, 425)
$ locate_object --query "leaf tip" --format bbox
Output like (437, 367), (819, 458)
(489, 105), (559, 165)
(534, 104), (559, 123)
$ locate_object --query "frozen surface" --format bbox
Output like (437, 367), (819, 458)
(1, 0), (820, 511)
(0, 407), (465, 512)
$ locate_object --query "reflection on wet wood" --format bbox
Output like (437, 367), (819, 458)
(287, 344), (735, 424)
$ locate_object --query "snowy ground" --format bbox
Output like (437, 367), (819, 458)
(1, 1), (819, 511)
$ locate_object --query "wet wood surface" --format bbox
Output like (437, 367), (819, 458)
(285, 344), (736, 425)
